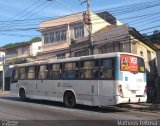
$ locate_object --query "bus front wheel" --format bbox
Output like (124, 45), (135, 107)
(19, 88), (27, 101)
(64, 91), (76, 108)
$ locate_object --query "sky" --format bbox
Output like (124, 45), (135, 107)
(0, 0), (159, 47)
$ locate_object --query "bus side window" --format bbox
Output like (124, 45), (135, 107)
(19, 67), (27, 79)
(80, 61), (94, 79)
(93, 60), (99, 79)
(38, 65), (48, 79)
(50, 64), (60, 79)
(100, 59), (114, 80)
(62, 62), (78, 79)
(12, 69), (19, 82)
(27, 66), (36, 79)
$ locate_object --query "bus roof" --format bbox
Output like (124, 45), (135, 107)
(11, 52), (143, 67)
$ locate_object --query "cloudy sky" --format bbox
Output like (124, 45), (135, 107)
(0, 0), (159, 46)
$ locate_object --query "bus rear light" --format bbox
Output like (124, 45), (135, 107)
(118, 85), (123, 97)
(144, 85), (147, 95)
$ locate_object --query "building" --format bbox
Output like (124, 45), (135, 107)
(5, 41), (42, 64)
(37, 11), (122, 60)
(0, 48), (5, 89)
(155, 45), (160, 97)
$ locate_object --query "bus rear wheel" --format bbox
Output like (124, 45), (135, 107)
(64, 92), (76, 108)
(19, 88), (27, 101)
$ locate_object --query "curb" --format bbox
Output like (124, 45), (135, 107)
(0, 91), (10, 96)
(118, 103), (160, 113)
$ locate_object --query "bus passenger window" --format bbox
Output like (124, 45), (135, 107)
(80, 61), (93, 79)
(27, 66), (36, 79)
(100, 59), (114, 79)
(62, 62), (78, 79)
(93, 60), (99, 79)
(19, 67), (26, 79)
(12, 69), (19, 81)
(50, 64), (60, 79)
(38, 65), (48, 79)
(138, 58), (145, 73)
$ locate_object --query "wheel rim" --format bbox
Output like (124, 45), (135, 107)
(65, 93), (75, 107)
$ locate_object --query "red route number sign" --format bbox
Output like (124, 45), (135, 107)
(120, 55), (138, 72)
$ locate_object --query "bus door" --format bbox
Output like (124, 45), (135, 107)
(26, 66), (37, 97)
(36, 65), (49, 98)
(11, 68), (19, 94)
(98, 58), (115, 97)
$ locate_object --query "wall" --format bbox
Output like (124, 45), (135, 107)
(5, 48), (18, 61)
(30, 41), (42, 56)
(157, 50), (160, 77)
(90, 11), (110, 34)
(131, 36), (157, 72)
(0, 52), (5, 64)
(93, 24), (131, 53)
(17, 45), (30, 58)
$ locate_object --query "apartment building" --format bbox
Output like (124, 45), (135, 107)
(37, 11), (116, 60)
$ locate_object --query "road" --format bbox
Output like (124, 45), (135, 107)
(0, 96), (160, 126)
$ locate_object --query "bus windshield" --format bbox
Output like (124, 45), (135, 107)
(120, 54), (145, 73)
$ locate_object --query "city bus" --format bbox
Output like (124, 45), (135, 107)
(10, 52), (147, 108)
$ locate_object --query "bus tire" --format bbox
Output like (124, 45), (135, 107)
(64, 91), (76, 108)
(19, 88), (27, 101)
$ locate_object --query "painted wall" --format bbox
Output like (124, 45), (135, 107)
(0, 51), (5, 65)
(157, 50), (160, 77)
(30, 41), (42, 56)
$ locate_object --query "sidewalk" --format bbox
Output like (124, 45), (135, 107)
(118, 102), (160, 112)
(0, 90), (10, 96)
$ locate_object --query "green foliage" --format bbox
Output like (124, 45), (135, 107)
(2, 37), (42, 48)
(71, 38), (76, 45)
(143, 30), (160, 44)
(29, 37), (41, 43)
(13, 57), (27, 64)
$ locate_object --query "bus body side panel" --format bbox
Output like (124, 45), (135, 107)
(60, 80), (98, 106)
(10, 82), (19, 97)
(42, 80), (63, 102)
(35, 80), (99, 106)
(18, 80), (37, 98)
(92, 80), (115, 106)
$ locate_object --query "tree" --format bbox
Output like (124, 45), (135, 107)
(153, 30), (160, 35)
(143, 30), (160, 44)
(29, 37), (41, 42)
(2, 37), (42, 48)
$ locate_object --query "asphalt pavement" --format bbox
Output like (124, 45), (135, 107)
(0, 96), (159, 126)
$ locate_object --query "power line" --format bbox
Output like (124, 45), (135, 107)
(0, 0), (43, 28)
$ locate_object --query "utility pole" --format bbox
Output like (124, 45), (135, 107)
(80, 0), (93, 55)
(2, 55), (5, 91)
(87, 0), (93, 55)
